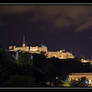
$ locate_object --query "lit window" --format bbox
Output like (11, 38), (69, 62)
(89, 80), (91, 84)
(76, 78), (78, 81)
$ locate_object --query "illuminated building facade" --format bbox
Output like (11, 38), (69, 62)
(9, 36), (29, 52)
(81, 58), (90, 63)
(9, 45), (29, 52)
(9, 36), (48, 53)
(68, 73), (92, 86)
(9, 45), (47, 53)
(45, 50), (75, 59)
(30, 46), (47, 52)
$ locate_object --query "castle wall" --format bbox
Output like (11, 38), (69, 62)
(45, 51), (74, 59)
(30, 46), (47, 52)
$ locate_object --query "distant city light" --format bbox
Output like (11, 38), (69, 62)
(85, 80), (89, 85)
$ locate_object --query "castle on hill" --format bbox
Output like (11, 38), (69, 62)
(9, 35), (47, 53)
(9, 36), (75, 59)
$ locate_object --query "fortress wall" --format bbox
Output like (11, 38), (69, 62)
(45, 51), (74, 59)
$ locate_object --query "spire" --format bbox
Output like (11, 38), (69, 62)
(23, 35), (25, 44)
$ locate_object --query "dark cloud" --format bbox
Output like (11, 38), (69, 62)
(75, 17), (92, 32)
(0, 6), (92, 32)
(23, 6), (92, 32)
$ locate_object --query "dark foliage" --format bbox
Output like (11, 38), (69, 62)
(0, 48), (92, 87)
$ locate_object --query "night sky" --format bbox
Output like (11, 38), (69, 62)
(0, 5), (92, 59)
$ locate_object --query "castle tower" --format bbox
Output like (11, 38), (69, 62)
(22, 35), (26, 47)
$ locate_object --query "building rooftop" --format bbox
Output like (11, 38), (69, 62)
(69, 73), (92, 75)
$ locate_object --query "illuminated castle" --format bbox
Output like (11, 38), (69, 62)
(45, 50), (75, 59)
(9, 35), (29, 52)
(30, 45), (47, 53)
(9, 36), (75, 59)
(9, 35), (48, 53)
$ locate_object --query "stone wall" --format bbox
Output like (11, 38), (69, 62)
(45, 51), (75, 59)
